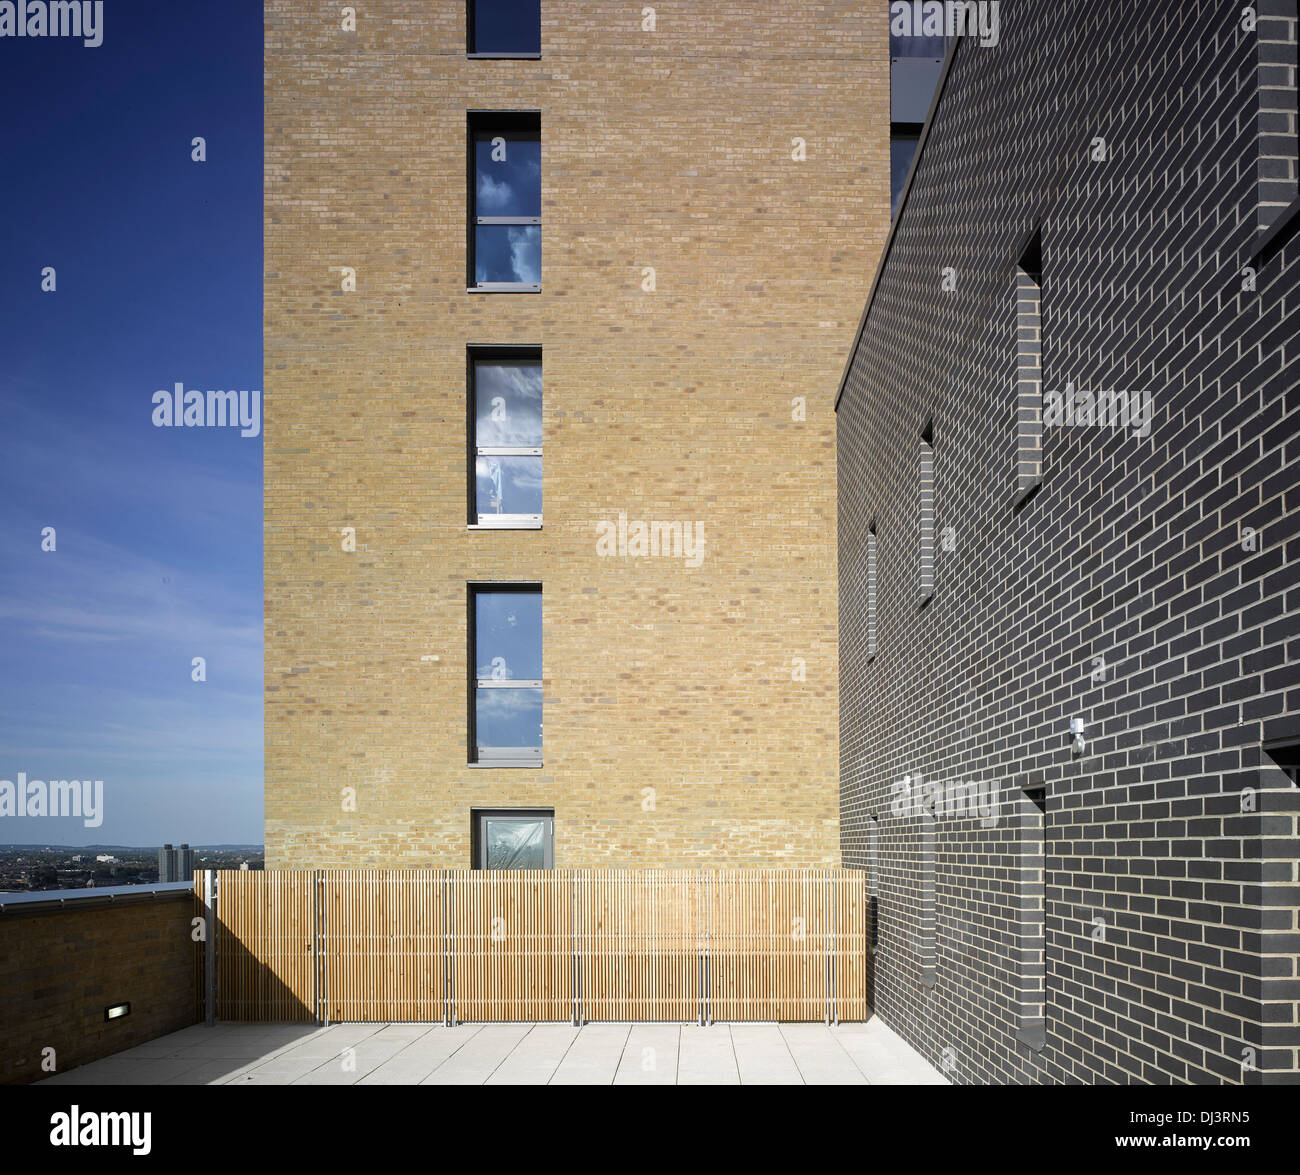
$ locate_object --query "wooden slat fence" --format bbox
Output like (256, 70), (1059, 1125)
(213, 870), (314, 1021)
(449, 869), (574, 1022)
(200, 868), (866, 1024)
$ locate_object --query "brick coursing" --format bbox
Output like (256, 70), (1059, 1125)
(264, 2), (891, 867)
(0, 897), (200, 1085)
(838, 0), (1300, 1084)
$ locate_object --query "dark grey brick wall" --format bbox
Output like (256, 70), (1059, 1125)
(838, 0), (1300, 1084)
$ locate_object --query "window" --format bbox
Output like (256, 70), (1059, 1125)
(866, 523), (878, 658)
(473, 809), (554, 869)
(1014, 231), (1043, 505)
(1263, 739), (1300, 784)
(890, 128), (921, 217)
(868, 814), (880, 952)
(470, 347), (542, 527)
(468, 0), (541, 57)
(468, 585), (542, 765)
(1255, 0), (1299, 231)
(918, 422), (934, 602)
(888, 6), (946, 219)
(469, 112), (541, 290)
(889, 21), (947, 61)
(1015, 786), (1047, 1052)
(918, 807), (935, 987)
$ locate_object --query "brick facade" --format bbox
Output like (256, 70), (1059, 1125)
(264, 2), (891, 866)
(838, 0), (1300, 1083)
(0, 895), (200, 1084)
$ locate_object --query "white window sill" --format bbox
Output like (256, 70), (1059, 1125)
(468, 284), (541, 294)
(469, 760), (544, 769)
(468, 522), (542, 531)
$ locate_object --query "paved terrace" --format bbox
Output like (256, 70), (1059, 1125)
(39, 1017), (947, 1085)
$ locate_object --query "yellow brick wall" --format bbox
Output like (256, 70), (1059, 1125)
(264, 1), (890, 867)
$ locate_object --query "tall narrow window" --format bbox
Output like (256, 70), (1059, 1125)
(866, 523), (878, 658)
(1014, 231), (1043, 504)
(919, 807), (936, 987)
(868, 814), (880, 952)
(469, 112), (541, 291)
(1255, 1), (1299, 231)
(468, 0), (541, 57)
(888, 20), (945, 218)
(469, 585), (542, 766)
(1015, 786), (1047, 1052)
(889, 127), (921, 217)
(470, 348), (542, 527)
(919, 422), (934, 602)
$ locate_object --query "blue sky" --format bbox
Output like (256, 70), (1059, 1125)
(0, 0), (263, 845)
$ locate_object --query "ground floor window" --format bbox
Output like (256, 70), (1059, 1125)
(472, 808), (554, 869)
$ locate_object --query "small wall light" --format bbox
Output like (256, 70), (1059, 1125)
(1069, 717), (1087, 755)
(104, 1002), (131, 1022)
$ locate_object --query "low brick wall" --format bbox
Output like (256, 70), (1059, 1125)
(0, 889), (201, 1085)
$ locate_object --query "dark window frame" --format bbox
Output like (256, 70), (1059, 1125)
(889, 122), (923, 219)
(868, 813), (880, 952)
(467, 111), (542, 292)
(471, 807), (555, 869)
(918, 806), (936, 988)
(866, 520), (878, 659)
(1014, 785), (1048, 1053)
(919, 419), (934, 604)
(467, 582), (543, 767)
(467, 344), (543, 528)
(466, 0), (542, 58)
(1013, 229), (1044, 509)
(1263, 738), (1300, 784)
(1255, 0), (1299, 232)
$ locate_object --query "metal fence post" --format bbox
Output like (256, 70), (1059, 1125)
(570, 870), (579, 1027)
(314, 870), (324, 1026)
(442, 869), (453, 1027)
(703, 870), (712, 1027)
(824, 869), (831, 1026)
(578, 870), (586, 1026)
(830, 869), (838, 1026)
(696, 870), (704, 1027)
(203, 869), (216, 1027)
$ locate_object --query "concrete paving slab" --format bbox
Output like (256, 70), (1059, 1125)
(39, 1014), (947, 1086)
(487, 1023), (580, 1085)
(360, 1026), (485, 1085)
(831, 1021), (947, 1084)
(175, 1059), (262, 1085)
(779, 1023), (869, 1085)
(222, 1052), (334, 1083)
(614, 1023), (680, 1085)
(730, 1023), (804, 1084)
(41, 1055), (212, 1085)
(677, 1023), (739, 1085)
(420, 1023), (532, 1085)
(549, 1022), (629, 1085)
